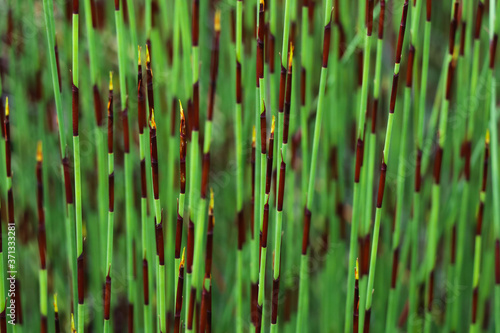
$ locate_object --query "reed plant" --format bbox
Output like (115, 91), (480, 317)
(2, 0), (500, 332)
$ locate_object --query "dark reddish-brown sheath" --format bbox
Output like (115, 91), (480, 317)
(54, 295), (60, 333)
(175, 250), (185, 333)
(37, 142), (47, 333)
(108, 75), (115, 212)
(354, 263), (359, 333)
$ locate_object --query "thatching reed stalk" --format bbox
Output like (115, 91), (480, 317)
(424, 3), (459, 332)
(185, 0), (201, 326)
(250, 125), (258, 328)
(267, 0), (277, 180)
(271, 0), (292, 327)
(192, 12), (221, 327)
(42, 0), (78, 317)
(175, 249), (185, 333)
(296, 0), (332, 330)
(36, 141), (47, 333)
(255, 2), (268, 330)
(387, 1), (421, 327)
(103, 73), (115, 333)
(299, 0), (314, 208)
(83, 0), (107, 259)
(155, 216), (166, 333)
(250, 0), (266, 328)
(0, 98), (11, 333)
(71, 0), (85, 330)
(145, 41), (166, 332)
(358, 3), (385, 331)
(386, 43), (415, 331)
(271, 45), (293, 333)
(138, 46), (152, 333)
(114, 1), (135, 329)
(199, 190), (214, 332)
(54, 295), (60, 333)
(186, 216), (195, 333)
(409, 0), (432, 327)
(353, 260), (359, 332)
(362, 2), (409, 331)
(489, 0), (499, 332)
(176, 102), (187, 298)
(470, 132), (490, 333)
(234, 0), (245, 329)
(451, 0), (484, 330)
(0, 99), (3, 333)
(355, 1), (374, 331)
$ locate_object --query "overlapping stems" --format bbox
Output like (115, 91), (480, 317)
(36, 141), (47, 333)
(71, 1), (85, 331)
(423, 3), (459, 333)
(191, 10), (220, 331)
(296, 0), (332, 330)
(185, 0), (200, 327)
(145, 40), (166, 332)
(451, 0), (484, 329)
(271, 46), (293, 333)
(200, 190), (215, 333)
(138, 46), (152, 333)
(386, 0), (420, 329)
(354, 1), (374, 331)
(410, 0), (432, 328)
(362, 2), (409, 331)
(470, 133), (490, 332)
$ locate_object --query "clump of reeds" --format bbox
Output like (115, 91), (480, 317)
(4, 0), (500, 332)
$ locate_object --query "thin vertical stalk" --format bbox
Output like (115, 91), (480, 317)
(489, 0), (499, 331)
(363, 2), (409, 331)
(72, 1), (84, 331)
(200, 191), (214, 333)
(386, 44), (415, 331)
(355, 1), (374, 331)
(175, 249), (185, 333)
(452, 0), (484, 329)
(138, 47), (152, 333)
(0, 98), (10, 333)
(155, 217), (166, 333)
(255, 2), (268, 331)
(37, 142), (47, 333)
(387, 1), (421, 328)
(42, 0), (77, 318)
(410, 0), (432, 329)
(186, 0), (200, 326)
(271, 0), (293, 327)
(297, 0), (332, 330)
(104, 73), (114, 333)
(299, 0), (310, 208)
(424, 3), (459, 332)
(176, 102), (187, 300)
(271, 45), (293, 333)
(251, 122), (259, 329)
(83, 0), (107, 262)
(192, 11), (220, 330)
(145, 42), (165, 332)
(234, 0), (244, 329)
(41, 0), (66, 155)
(470, 133), (489, 333)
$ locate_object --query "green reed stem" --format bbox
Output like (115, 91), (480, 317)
(297, 0), (332, 329)
(363, 3), (409, 330)
(409, 5), (431, 331)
